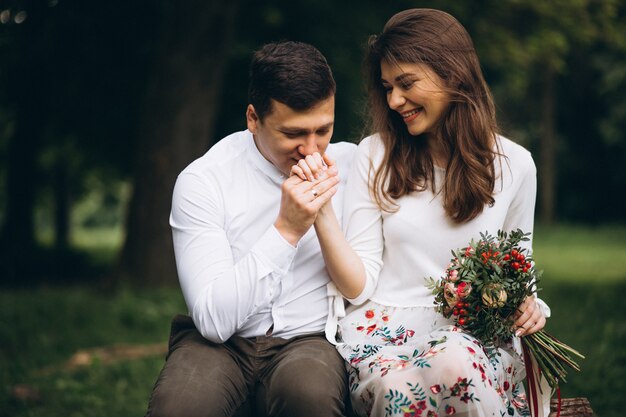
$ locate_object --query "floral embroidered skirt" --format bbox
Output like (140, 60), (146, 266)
(336, 301), (530, 417)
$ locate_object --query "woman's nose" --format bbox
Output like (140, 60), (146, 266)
(387, 88), (406, 110)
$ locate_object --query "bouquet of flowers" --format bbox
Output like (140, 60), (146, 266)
(426, 229), (584, 391)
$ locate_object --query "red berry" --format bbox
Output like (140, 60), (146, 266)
(511, 262), (520, 269)
(456, 301), (464, 308)
(503, 254), (511, 261)
(453, 309), (459, 316)
(464, 302), (470, 308)
(458, 318), (467, 325)
(511, 249), (519, 257)
(460, 309), (468, 316)
(517, 254), (525, 262)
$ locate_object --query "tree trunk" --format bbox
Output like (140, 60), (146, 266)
(0, 1), (47, 286)
(0, 109), (42, 285)
(117, 1), (239, 286)
(53, 155), (70, 251)
(538, 66), (557, 225)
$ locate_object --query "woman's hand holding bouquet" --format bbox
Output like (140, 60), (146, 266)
(427, 229), (584, 393)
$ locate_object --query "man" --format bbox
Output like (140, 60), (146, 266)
(145, 41), (356, 417)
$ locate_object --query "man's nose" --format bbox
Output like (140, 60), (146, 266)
(298, 135), (318, 156)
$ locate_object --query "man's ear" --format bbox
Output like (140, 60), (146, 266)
(246, 104), (259, 133)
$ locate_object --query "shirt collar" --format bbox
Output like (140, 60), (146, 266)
(245, 130), (287, 185)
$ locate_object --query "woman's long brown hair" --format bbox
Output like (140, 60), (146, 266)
(366, 8), (500, 223)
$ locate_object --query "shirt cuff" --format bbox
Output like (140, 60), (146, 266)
(535, 296), (551, 318)
(345, 275), (375, 306)
(250, 225), (297, 276)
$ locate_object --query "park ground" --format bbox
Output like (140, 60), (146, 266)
(1, 224), (624, 417)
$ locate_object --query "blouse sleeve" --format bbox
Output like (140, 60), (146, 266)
(502, 149), (551, 318)
(342, 136), (385, 305)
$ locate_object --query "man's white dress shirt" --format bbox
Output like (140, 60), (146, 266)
(170, 129), (356, 343)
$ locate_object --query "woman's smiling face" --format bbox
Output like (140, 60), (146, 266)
(381, 61), (451, 138)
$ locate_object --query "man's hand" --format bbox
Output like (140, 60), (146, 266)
(274, 153), (339, 246)
(290, 152), (329, 181)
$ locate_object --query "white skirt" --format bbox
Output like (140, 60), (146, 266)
(336, 300), (530, 417)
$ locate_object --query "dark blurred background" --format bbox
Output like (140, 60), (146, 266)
(1, 1), (625, 416)
(1, 0), (625, 287)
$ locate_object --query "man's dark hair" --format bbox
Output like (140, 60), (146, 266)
(248, 41), (336, 120)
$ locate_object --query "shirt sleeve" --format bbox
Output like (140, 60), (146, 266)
(502, 151), (551, 318)
(342, 137), (384, 305)
(170, 172), (297, 343)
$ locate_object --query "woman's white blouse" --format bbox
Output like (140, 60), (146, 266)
(334, 133), (550, 314)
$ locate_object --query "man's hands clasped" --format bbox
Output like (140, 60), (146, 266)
(274, 152), (339, 246)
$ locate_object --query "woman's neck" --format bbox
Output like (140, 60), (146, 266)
(426, 133), (448, 169)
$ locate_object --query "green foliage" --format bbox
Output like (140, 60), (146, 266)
(2, 0), (626, 287)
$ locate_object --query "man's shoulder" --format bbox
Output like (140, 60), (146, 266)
(182, 130), (251, 177)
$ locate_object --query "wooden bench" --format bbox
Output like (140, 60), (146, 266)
(549, 397), (594, 417)
(234, 396), (594, 417)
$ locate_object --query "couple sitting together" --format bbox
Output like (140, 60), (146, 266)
(145, 8), (551, 417)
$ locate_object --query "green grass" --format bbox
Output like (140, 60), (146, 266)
(531, 223), (626, 416)
(0, 287), (186, 417)
(534, 223), (626, 283)
(1, 224), (625, 417)
(540, 281), (626, 416)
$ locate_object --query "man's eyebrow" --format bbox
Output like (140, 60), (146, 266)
(279, 122), (334, 134)
(315, 122), (334, 130)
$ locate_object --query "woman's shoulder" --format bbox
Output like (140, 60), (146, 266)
(328, 140), (357, 154)
(357, 133), (386, 157)
(357, 133), (381, 148)
(497, 135), (536, 174)
(355, 133), (386, 167)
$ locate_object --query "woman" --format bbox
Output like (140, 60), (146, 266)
(292, 8), (551, 417)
